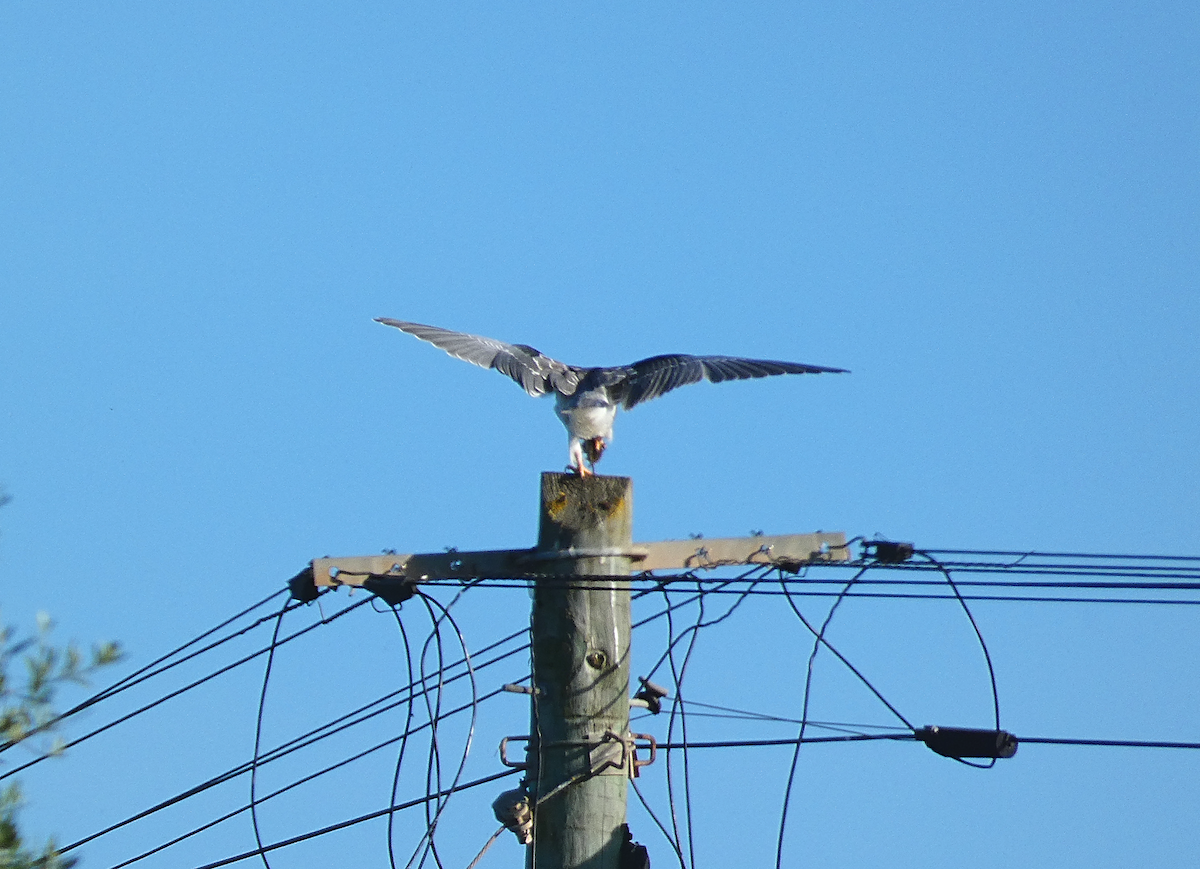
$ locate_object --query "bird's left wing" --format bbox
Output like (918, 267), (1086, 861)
(375, 318), (580, 397)
(616, 354), (848, 409)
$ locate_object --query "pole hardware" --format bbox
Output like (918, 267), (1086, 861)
(499, 735), (531, 770)
(361, 574), (417, 606)
(629, 732), (656, 777)
(287, 566), (319, 602)
(307, 531), (848, 589)
(633, 677), (669, 715)
(307, 473), (846, 869)
(498, 731), (657, 779)
(864, 540), (915, 563)
(916, 725), (1019, 759)
(517, 547), (650, 564)
(503, 683), (540, 696)
(492, 789), (534, 845)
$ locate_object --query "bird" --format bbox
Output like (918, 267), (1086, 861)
(375, 318), (848, 476)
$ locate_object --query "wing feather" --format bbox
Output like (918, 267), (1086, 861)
(375, 318), (580, 397)
(618, 354), (848, 409)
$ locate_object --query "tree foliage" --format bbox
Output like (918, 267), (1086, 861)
(0, 614), (122, 869)
(2, 491), (122, 868)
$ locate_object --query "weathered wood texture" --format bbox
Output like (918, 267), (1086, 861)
(311, 533), (847, 587)
(527, 472), (633, 869)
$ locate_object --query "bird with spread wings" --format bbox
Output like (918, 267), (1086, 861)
(376, 318), (847, 475)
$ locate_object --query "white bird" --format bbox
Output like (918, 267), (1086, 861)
(376, 318), (848, 475)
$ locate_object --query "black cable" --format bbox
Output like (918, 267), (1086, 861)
(1018, 736), (1200, 749)
(408, 593), (448, 869)
(653, 734), (1200, 750)
(630, 777), (686, 867)
(0, 595), (371, 783)
(249, 597), (289, 869)
(668, 699), (897, 732)
(916, 551), (1002, 770)
(179, 768), (521, 869)
(386, 607), (417, 869)
(658, 733), (915, 749)
(659, 576), (702, 869)
(0, 588), (294, 755)
(105, 718), (1200, 868)
(100, 685), (512, 868)
(778, 577), (914, 731)
(417, 572), (1200, 597)
(632, 588), (1200, 606)
(408, 591), (478, 869)
(62, 632), (535, 856)
(652, 583), (688, 869)
(641, 566), (772, 684)
(775, 564), (869, 869)
(67, 576), (931, 858)
(919, 547), (1200, 561)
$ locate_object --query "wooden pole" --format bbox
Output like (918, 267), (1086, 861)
(527, 472), (633, 869)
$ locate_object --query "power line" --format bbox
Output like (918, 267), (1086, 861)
(68, 582), (741, 857)
(919, 548), (1200, 562)
(0, 596), (373, 783)
(0, 588), (294, 755)
(45, 541), (1200, 868)
(655, 734), (1200, 751)
(177, 769), (521, 869)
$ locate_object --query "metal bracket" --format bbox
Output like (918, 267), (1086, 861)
(499, 735), (530, 770)
(587, 730), (630, 776)
(500, 731), (657, 779)
(629, 732), (657, 777)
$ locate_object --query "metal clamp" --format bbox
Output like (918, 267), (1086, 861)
(499, 735), (531, 770)
(502, 731), (658, 779)
(630, 732), (657, 776)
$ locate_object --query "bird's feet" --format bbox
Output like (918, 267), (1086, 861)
(567, 463), (593, 477)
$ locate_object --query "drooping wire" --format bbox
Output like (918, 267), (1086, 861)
(777, 576), (914, 730)
(60, 569), (938, 863)
(404, 590), (478, 869)
(640, 566), (772, 684)
(249, 596), (290, 869)
(405, 593), (448, 869)
(648, 565), (776, 869)
(64, 572), (857, 862)
(102, 686), (509, 869)
(65, 626), (529, 859)
(659, 575), (698, 869)
(416, 584), (480, 869)
(775, 564), (870, 869)
(630, 778), (686, 867)
(915, 550), (1002, 769)
(429, 592), (480, 855)
(59, 614), (538, 859)
(386, 607), (417, 869)
(52, 552), (1200, 869)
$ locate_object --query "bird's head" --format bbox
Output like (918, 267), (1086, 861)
(582, 436), (607, 465)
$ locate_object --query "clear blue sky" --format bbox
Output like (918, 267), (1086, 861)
(2, 3), (1198, 868)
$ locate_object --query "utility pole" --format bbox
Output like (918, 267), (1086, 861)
(527, 472), (633, 869)
(302, 477), (850, 869)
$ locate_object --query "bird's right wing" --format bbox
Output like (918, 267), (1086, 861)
(617, 354), (848, 409)
(375, 318), (581, 397)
